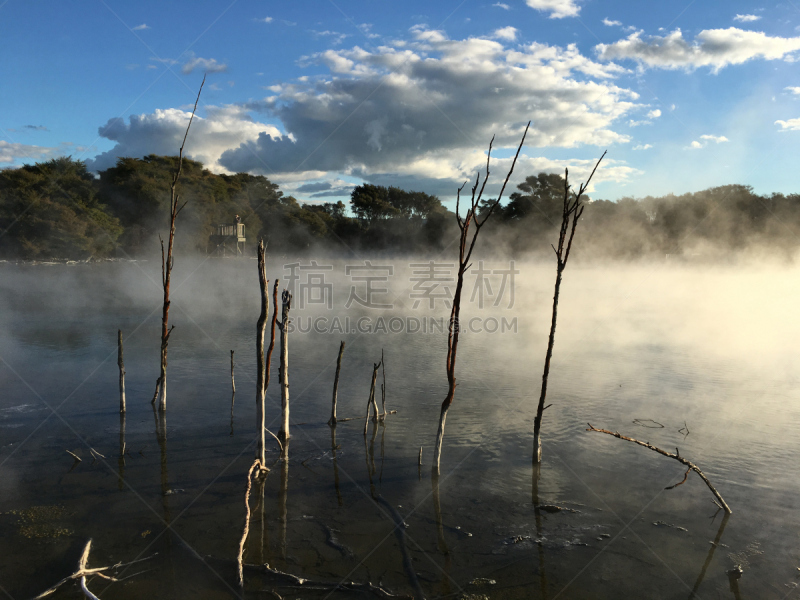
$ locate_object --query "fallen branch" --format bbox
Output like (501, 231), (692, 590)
(586, 424), (731, 514)
(65, 450), (81, 462)
(248, 563), (413, 599)
(376, 495), (426, 600)
(32, 539), (155, 599)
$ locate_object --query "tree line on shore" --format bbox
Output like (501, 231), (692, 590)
(1, 154), (799, 260)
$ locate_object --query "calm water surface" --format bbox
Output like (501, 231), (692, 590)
(1, 258), (799, 599)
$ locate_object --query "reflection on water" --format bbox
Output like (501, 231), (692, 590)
(1, 260), (800, 598)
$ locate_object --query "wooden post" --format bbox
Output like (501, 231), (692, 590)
(328, 341), (345, 426)
(533, 154), (605, 463)
(152, 76), (205, 412)
(277, 289), (292, 444)
(433, 124), (530, 475)
(256, 240), (268, 468)
(117, 330), (126, 414)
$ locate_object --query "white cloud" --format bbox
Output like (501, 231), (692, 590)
(493, 2), (511, 9)
(254, 17), (273, 23)
(215, 26), (639, 193)
(602, 18), (622, 27)
(596, 27), (800, 72)
(493, 26), (518, 41)
(733, 14), (761, 23)
(0, 141), (59, 164)
(688, 134), (729, 148)
(785, 86), (800, 95)
(87, 105), (283, 173)
(525, 0), (580, 19)
(775, 118), (800, 131)
(182, 55), (228, 75)
(647, 109), (661, 118)
(632, 144), (652, 150)
(132, 23), (150, 31)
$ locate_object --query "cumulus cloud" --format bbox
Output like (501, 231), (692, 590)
(785, 86), (800, 95)
(493, 26), (518, 41)
(775, 118), (800, 131)
(688, 134), (729, 148)
(215, 26), (637, 193)
(254, 17), (273, 23)
(0, 141), (59, 164)
(602, 18), (622, 27)
(493, 2), (511, 9)
(86, 105), (282, 173)
(132, 23), (150, 31)
(647, 109), (661, 118)
(632, 144), (652, 150)
(182, 55), (228, 75)
(525, 0), (580, 19)
(733, 14), (760, 23)
(596, 27), (800, 72)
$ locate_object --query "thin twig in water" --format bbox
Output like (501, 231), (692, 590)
(65, 450), (81, 462)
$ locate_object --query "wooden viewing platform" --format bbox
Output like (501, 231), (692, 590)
(209, 222), (246, 256)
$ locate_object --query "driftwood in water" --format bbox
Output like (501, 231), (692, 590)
(376, 495), (426, 600)
(31, 539), (155, 599)
(153, 76), (205, 411)
(586, 424), (732, 513)
(241, 562), (413, 599)
(256, 240), (269, 468)
(364, 358), (383, 435)
(117, 330), (125, 413)
(328, 341), (346, 426)
(277, 290), (292, 444)
(533, 154), (605, 462)
(433, 123), (530, 475)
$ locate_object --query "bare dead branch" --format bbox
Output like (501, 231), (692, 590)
(586, 424), (731, 513)
(665, 468), (691, 490)
(433, 124), (531, 474)
(533, 151), (605, 463)
(31, 540), (155, 599)
(237, 459), (260, 587)
(329, 341), (346, 426)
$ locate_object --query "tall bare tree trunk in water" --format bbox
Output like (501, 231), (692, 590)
(118, 330), (126, 413)
(328, 341), (345, 426)
(432, 123), (530, 475)
(152, 76), (205, 412)
(532, 153), (605, 463)
(255, 240), (268, 468)
(277, 290), (292, 444)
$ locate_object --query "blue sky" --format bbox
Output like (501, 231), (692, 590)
(3, 0), (800, 205)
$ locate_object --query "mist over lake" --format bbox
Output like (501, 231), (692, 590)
(2, 257), (799, 598)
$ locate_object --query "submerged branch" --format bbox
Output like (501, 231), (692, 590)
(31, 539), (155, 599)
(586, 424), (731, 514)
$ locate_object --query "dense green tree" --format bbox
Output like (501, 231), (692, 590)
(0, 157), (122, 259)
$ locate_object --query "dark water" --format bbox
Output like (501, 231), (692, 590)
(1, 258), (800, 599)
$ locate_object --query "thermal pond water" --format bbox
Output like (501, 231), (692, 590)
(1, 258), (800, 599)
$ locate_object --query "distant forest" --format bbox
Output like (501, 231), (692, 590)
(1, 155), (799, 261)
